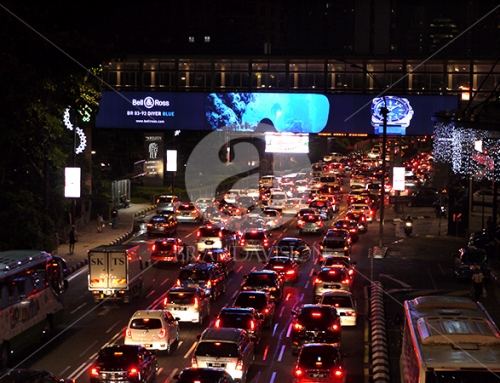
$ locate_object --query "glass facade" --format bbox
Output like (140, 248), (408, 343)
(101, 57), (500, 105)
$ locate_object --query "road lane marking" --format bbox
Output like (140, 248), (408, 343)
(254, 371), (261, 383)
(177, 341), (183, 348)
(283, 228), (288, 232)
(184, 342), (197, 359)
(270, 372), (277, 383)
(70, 303), (87, 314)
(105, 322), (120, 333)
(279, 306), (285, 317)
(438, 263), (445, 276)
(272, 323), (279, 336)
(285, 293), (291, 301)
(166, 368), (178, 382)
(160, 278), (169, 286)
(146, 289), (156, 298)
(300, 293), (304, 302)
(185, 233), (193, 238)
(79, 340), (98, 357)
(304, 281), (309, 289)
(236, 266), (243, 273)
(232, 290), (239, 299)
(278, 345), (285, 361)
(286, 323), (292, 337)
(309, 268), (315, 276)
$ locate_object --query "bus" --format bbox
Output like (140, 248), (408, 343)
(0, 250), (69, 366)
(401, 295), (500, 383)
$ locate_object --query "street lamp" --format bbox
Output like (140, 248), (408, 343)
(344, 62), (388, 248)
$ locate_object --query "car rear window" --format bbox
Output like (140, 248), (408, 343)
(463, 252), (486, 264)
(97, 348), (139, 367)
(167, 293), (195, 305)
(234, 293), (267, 310)
(179, 269), (210, 281)
(198, 228), (220, 237)
(297, 307), (336, 326)
(310, 201), (327, 208)
(318, 270), (345, 282)
(150, 216), (167, 223)
(299, 347), (340, 368)
(303, 215), (321, 222)
(178, 204), (195, 211)
(243, 231), (265, 240)
(218, 313), (254, 329)
(195, 342), (240, 357)
(321, 295), (353, 308)
(323, 240), (346, 249)
(129, 318), (162, 330)
(277, 240), (300, 248)
(245, 273), (275, 286)
(155, 242), (176, 251)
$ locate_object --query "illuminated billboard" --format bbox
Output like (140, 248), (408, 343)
(265, 133), (309, 153)
(96, 91), (458, 135)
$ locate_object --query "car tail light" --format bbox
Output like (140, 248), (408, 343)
(263, 308), (270, 314)
(316, 221), (322, 226)
(158, 328), (166, 339)
(215, 318), (221, 328)
(293, 322), (304, 330)
(173, 244), (178, 251)
(331, 323), (340, 331)
(128, 367), (139, 377)
(218, 231), (223, 238)
(125, 328), (132, 338)
(196, 231), (201, 238)
(152, 244), (156, 252)
(191, 209), (197, 214)
(343, 278), (350, 284)
(297, 220), (305, 227)
(350, 228), (356, 233)
(263, 240), (269, 247)
(294, 368), (304, 377)
(313, 278), (322, 284)
(345, 311), (356, 316)
(236, 358), (244, 370)
(250, 320), (255, 330)
(206, 280), (212, 288)
(194, 297), (199, 309)
(89, 366), (100, 377)
(191, 355), (198, 368)
(348, 269), (354, 276)
(240, 239), (246, 246)
(286, 269), (296, 275)
(163, 297), (168, 305)
(175, 279), (181, 287)
(334, 368), (344, 378)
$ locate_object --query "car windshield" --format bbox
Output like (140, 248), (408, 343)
(167, 293), (195, 305)
(321, 295), (353, 308)
(299, 348), (340, 368)
(234, 293), (267, 310)
(129, 318), (162, 330)
(271, 194), (287, 201)
(178, 270), (210, 281)
(195, 342), (240, 357)
(318, 270), (345, 282)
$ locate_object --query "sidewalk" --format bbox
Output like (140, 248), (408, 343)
(57, 203), (155, 274)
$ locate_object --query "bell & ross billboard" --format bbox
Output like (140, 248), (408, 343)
(143, 133), (164, 187)
(97, 92), (458, 136)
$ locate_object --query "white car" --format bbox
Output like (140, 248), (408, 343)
(124, 310), (180, 353)
(163, 287), (211, 324)
(261, 208), (284, 230)
(246, 189), (260, 199)
(323, 152), (345, 163)
(319, 290), (357, 326)
(294, 179), (309, 193)
(268, 191), (288, 211)
(195, 197), (215, 213)
(282, 198), (309, 215)
(349, 203), (375, 222)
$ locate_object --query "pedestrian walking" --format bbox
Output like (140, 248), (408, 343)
(471, 268), (484, 301)
(97, 214), (105, 233)
(68, 225), (78, 254)
(111, 207), (118, 229)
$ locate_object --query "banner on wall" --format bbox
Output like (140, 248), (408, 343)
(143, 133), (164, 187)
(97, 92), (458, 136)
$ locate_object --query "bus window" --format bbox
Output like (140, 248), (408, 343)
(0, 286), (8, 309)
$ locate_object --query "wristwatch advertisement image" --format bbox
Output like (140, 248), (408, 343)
(371, 96), (414, 135)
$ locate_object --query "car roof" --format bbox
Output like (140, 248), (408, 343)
(131, 310), (165, 319)
(321, 290), (353, 297)
(182, 263), (217, 271)
(154, 238), (180, 243)
(168, 287), (202, 294)
(279, 237), (300, 242)
(220, 307), (256, 315)
(0, 369), (57, 383)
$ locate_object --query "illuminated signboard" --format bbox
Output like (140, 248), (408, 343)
(393, 167), (406, 191)
(143, 133), (164, 187)
(64, 167), (81, 198)
(166, 150), (177, 172)
(265, 133), (309, 153)
(96, 92), (458, 135)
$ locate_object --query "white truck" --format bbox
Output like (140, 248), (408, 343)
(88, 244), (144, 303)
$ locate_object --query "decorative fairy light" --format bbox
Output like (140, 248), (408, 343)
(63, 107), (87, 154)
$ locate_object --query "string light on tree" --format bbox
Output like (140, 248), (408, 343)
(63, 107), (87, 154)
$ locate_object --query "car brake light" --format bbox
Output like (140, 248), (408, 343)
(128, 367), (139, 377)
(297, 220), (305, 226)
(196, 231), (201, 238)
(250, 320), (255, 330)
(314, 278), (322, 284)
(194, 297), (199, 309)
(158, 328), (166, 339)
(294, 368), (304, 377)
(286, 269), (296, 275)
(90, 366), (100, 377)
(293, 322), (303, 330)
(175, 279), (181, 287)
(331, 323), (340, 331)
(163, 297), (168, 305)
(316, 221), (322, 226)
(240, 239), (245, 246)
(312, 312), (322, 317)
(173, 244), (178, 251)
(206, 280), (212, 288)
(152, 244), (156, 252)
(125, 328), (132, 338)
(215, 318), (221, 328)
(191, 355), (198, 368)
(218, 231), (223, 238)
(348, 269), (354, 276)
(263, 308), (270, 314)
(344, 246), (349, 251)
(345, 311), (356, 316)
(334, 368), (344, 377)
(236, 358), (244, 370)
(343, 278), (350, 284)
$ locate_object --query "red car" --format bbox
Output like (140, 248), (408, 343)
(263, 256), (299, 283)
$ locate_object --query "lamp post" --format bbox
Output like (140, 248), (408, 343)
(345, 62), (388, 248)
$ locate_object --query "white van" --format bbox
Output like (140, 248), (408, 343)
(192, 327), (255, 382)
(268, 191), (288, 212)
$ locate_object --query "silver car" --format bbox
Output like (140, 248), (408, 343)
(313, 266), (351, 300)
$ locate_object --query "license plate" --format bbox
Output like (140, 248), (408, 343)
(183, 213), (189, 216)
(188, 284), (198, 288)
(310, 373), (327, 378)
(209, 363), (226, 368)
(205, 240), (214, 245)
(174, 307), (187, 311)
(325, 284), (340, 288)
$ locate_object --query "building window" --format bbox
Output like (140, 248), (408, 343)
(204, 36), (210, 43)
(189, 36), (195, 43)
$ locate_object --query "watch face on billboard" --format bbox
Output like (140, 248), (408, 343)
(371, 96), (414, 135)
